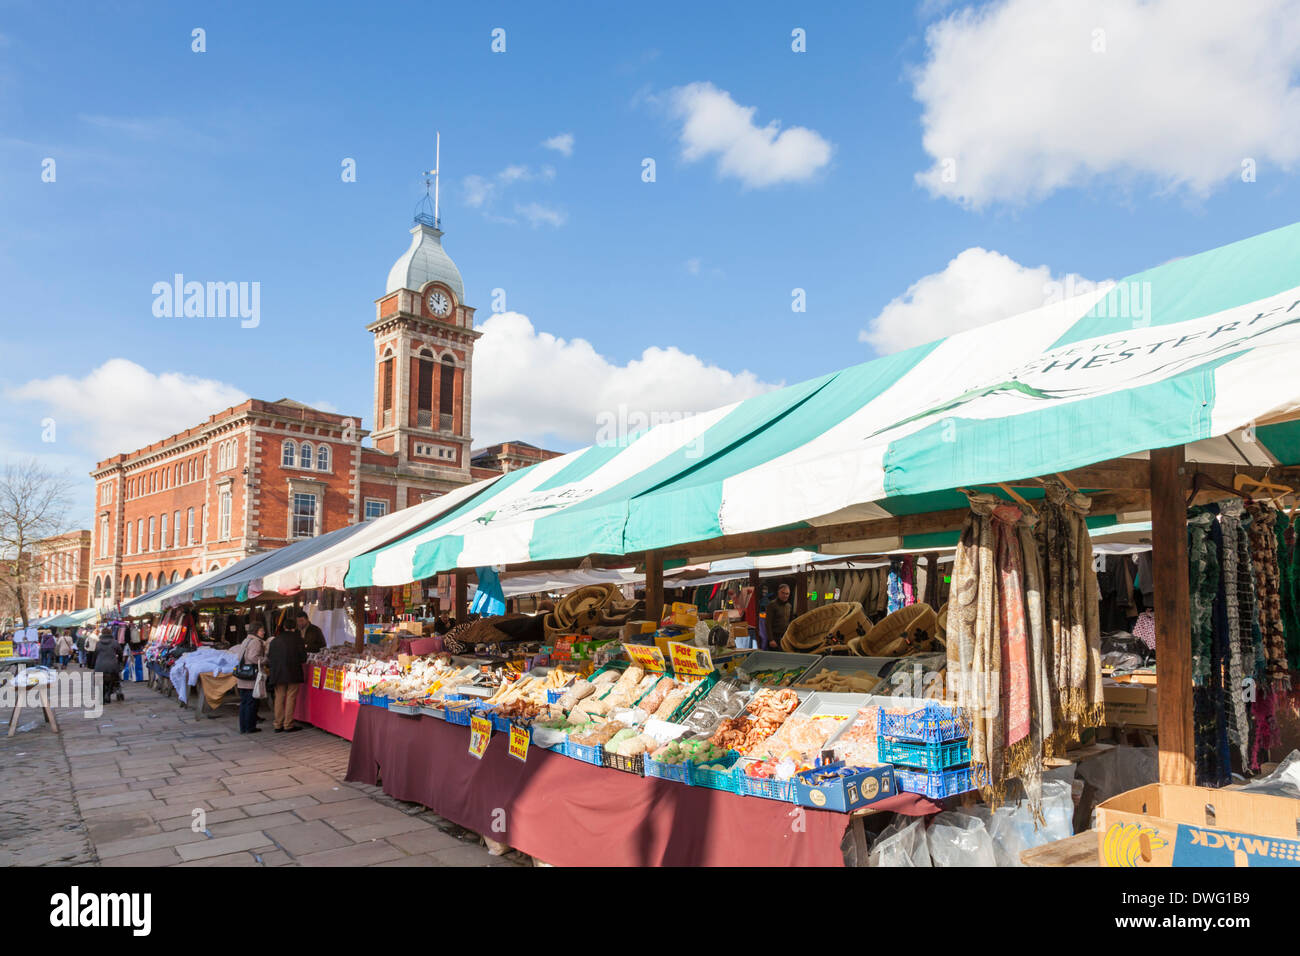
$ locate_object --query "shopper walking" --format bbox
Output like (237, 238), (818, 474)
(234, 624), (266, 734)
(55, 631), (73, 669)
(39, 631), (55, 667)
(266, 623), (306, 732)
(85, 628), (100, 669)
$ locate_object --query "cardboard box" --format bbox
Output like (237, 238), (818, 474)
(1095, 783), (1300, 867)
(1103, 681), (1157, 727)
(792, 762), (896, 813)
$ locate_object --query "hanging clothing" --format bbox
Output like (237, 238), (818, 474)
(1214, 501), (1253, 769)
(1038, 480), (1104, 750)
(886, 559), (906, 614)
(1245, 501), (1292, 691)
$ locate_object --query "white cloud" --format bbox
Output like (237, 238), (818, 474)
(668, 82), (833, 188)
(685, 257), (702, 275)
(515, 202), (567, 228)
(913, 0), (1300, 207)
(859, 247), (1105, 354)
(542, 133), (574, 156)
(462, 164), (562, 224)
(471, 312), (779, 446)
(5, 358), (249, 457)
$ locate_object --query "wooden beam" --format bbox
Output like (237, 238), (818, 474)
(644, 550), (664, 624)
(1149, 446), (1195, 786)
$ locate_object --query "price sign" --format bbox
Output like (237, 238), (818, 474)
(624, 643), (666, 672)
(667, 641), (714, 678)
(0, 640), (14, 658)
(469, 716), (492, 759)
(311, 666), (322, 689)
(508, 724), (529, 762)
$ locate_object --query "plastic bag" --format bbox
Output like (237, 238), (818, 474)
(1241, 750), (1300, 798)
(927, 811), (997, 866)
(867, 815), (932, 867)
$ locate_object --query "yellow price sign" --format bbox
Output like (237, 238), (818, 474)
(667, 641), (714, 678)
(311, 666), (322, 689)
(624, 643), (666, 672)
(469, 715), (492, 759)
(508, 724), (529, 762)
(0, 641), (14, 658)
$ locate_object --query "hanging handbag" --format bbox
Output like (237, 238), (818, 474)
(252, 669), (267, 699)
(232, 639), (259, 681)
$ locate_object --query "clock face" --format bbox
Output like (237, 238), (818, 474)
(427, 290), (451, 317)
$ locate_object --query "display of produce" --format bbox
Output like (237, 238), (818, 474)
(745, 667), (806, 687)
(747, 713), (848, 761)
(649, 737), (731, 768)
(483, 668), (575, 707)
(569, 720), (628, 747)
(709, 688), (799, 754)
(600, 664), (646, 708)
(636, 676), (678, 714)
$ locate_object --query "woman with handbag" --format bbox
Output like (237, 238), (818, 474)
(234, 624), (267, 734)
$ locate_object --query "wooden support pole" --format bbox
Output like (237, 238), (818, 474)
(352, 591), (366, 652)
(924, 551), (940, 607)
(795, 568), (809, 616)
(1149, 446), (1195, 786)
(453, 571), (468, 622)
(644, 550), (664, 624)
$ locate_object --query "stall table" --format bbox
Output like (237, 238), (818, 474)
(347, 705), (941, 867)
(292, 663), (361, 740)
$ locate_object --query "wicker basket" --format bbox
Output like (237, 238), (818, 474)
(780, 602), (867, 654)
(855, 603), (937, 656)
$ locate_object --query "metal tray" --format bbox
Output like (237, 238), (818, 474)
(733, 651), (821, 686)
(793, 656), (896, 692)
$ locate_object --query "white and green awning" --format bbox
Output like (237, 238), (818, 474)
(347, 219), (1300, 589)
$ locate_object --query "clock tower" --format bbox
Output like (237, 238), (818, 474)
(367, 204), (480, 493)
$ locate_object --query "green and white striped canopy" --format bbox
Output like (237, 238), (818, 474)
(345, 219), (1300, 589)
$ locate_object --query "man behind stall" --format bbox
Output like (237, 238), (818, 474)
(296, 610), (326, 653)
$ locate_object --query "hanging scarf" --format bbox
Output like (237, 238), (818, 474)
(1186, 509), (1220, 783)
(887, 558), (906, 614)
(1016, 513), (1051, 824)
(1245, 501), (1292, 691)
(1276, 511), (1300, 672)
(948, 496), (1002, 801)
(1215, 501), (1253, 768)
(901, 556), (916, 607)
(1038, 481), (1104, 748)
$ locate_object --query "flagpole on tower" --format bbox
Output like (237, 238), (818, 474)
(422, 132), (441, 228)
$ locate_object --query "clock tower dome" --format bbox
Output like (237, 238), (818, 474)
(367, 205), (480, 491)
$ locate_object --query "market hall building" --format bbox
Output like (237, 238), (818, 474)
(87, 211), (559, 610)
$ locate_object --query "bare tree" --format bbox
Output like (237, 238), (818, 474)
(0, 458), (76, 629)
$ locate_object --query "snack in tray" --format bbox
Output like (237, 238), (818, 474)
(652, 686), (691, 720)
(829, 706), (881, 766)
(604, 727), (639, 753)
(794, 669), (882, 693)
(571, 721), (627, 747)
(602, 665), (646, 708)
(569, 696), (612, 722)
(558, 679), (595, 711)
(747, 714), (848, 760)
(745, 755), (813, 780)
(591, 668), (621, 688)
(637, 677), (676, 715)
(650, 737), (729, 766)
(709, 688), (800, 754)
(745, 667), (805, 687)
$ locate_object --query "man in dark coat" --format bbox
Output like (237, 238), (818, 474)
(266, 627), (306, 732)
(296, 611), (326, 654)
(764, 583), (795, 650)
(94, 636), (123, 702)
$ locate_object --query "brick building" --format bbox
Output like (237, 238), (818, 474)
(34, 530), (92, 616)
(471, 441), (562, 479)
(88, 208), (558, 608)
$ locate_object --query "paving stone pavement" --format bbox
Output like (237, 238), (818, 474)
(0, 665), (527, 868)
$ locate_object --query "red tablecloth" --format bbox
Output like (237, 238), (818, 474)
(346, 706), (940, 866)
(293, 665), (360, 741)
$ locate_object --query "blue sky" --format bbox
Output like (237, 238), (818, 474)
(4, 0), (1300, 519)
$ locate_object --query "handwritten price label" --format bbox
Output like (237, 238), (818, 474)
(469, 716), (492, 759)
(624, 643), (666, 672)
(311, 666), (322, 689)
(667, 641), (714, 678)
(508, 724), (529, 762)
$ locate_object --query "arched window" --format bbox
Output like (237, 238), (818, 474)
(145, 573), (154, 592)
(94, 577), (102, 599)
(186, 507), (195, 545)
(121, 576), (130, 597)
(282, 440), (297, 467)
(170, 571), (178, 584)
(316, 444), (330, 471)
(147, 516), (155, 551)
(104, 577), (111, 598)
(189, 460), (195, 482)
(134, 574), (142, 595)
(417, 349), (435, 426)
(160, 513), (168, 549)
(184, 569), (193, 579)
(300, 441), (313, 469)
(126, 522), (133, 555)
(439, 355), (456, 428)
(173, 510), (181, 548)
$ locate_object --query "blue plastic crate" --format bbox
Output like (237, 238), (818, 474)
(876, 702), (968, 744)
(368, 694), (390, 710)
(733, 767), (796, 802)
(546, 689), (564, 705)
(443, 695), (476, 726)
(879, 736), (972, 772)
(565, 738), (604, 766)
(893, 765), (976, 799)
(645, 755), (690, 785)
(686, 751), (741, 793)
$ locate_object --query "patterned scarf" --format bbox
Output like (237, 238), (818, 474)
(1037, 480), (1104, 749)
(1215, 501), (1253, 768)
(1245, 501), (1292, 691)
